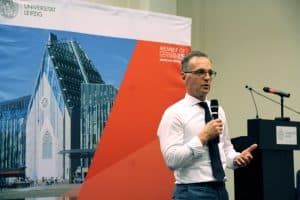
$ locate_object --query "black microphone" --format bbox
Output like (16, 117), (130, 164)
(263, 87), (290, 98)
(210, 99), (219, 119)
(210, 99), (219, 143)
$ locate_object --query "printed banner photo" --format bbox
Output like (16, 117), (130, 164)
(0, 0), (191, 199)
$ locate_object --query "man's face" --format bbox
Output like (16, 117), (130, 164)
(182, 56), (213, 101)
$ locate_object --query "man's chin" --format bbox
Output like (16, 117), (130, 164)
(200, 89), (210, 95)
(194, 92), (209, 100)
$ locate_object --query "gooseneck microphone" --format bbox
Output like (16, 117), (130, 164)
(263, 87), (290, 119)
(245, 85), (260, 119)
(244, 85), (300, 120)
(263, 87), (290, 98)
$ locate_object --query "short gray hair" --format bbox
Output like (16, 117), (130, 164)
(181, 50), (209, 71)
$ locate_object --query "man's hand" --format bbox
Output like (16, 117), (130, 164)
(199, 119), (223, 144)
(234, 144), (258, 167)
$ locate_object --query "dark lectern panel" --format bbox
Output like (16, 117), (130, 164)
(232, 119), (299, 200)
(248, 119), (300, 150)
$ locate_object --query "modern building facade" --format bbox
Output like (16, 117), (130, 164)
(80, 83), (117, 168)
(0, 95), (31, 177)
(25, 33), (117, 181)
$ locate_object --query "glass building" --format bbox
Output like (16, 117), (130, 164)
(0, 95), (31, 177)
(25, 33), (117, 181)
(80, 83), (117, 168)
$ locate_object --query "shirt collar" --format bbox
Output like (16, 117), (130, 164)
(184, 93), (209, 106)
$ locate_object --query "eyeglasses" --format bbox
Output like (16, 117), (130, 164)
(183, 69), (217, 78)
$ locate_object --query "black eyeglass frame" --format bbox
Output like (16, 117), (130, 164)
(183, 69), (217, 77)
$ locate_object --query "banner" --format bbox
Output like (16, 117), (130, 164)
(0, 0), (191, 199)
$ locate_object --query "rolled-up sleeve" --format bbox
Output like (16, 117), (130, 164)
(157, 109), (205, 170)
(219, 110), (240, 169)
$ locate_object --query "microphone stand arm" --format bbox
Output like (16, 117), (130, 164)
(280, 96), (284, 119)
(249, 88), (259, 119)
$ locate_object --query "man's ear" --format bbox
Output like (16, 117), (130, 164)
(181, 72), (186, 80)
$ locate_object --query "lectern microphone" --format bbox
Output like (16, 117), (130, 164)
(263, 87), (290, 98)
(245, 85), (260, 119)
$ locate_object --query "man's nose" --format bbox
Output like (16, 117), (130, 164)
(203, 73), (211, 80)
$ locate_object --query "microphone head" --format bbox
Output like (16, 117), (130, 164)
(246, 85), (252, 91)
(210, 99), (219, 119)
(263, 87), (270, 92)
(263, 86), (290, 97)
(211, 99), (218, 107)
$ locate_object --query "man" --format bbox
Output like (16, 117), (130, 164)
(157, 51), (257, 200)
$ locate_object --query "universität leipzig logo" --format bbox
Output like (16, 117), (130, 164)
(0, 0), (19, 18)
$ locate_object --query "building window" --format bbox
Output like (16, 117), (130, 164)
(42, 131), (52, 159)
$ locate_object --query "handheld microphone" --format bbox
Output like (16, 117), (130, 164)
(210, 99), (219, 143)
(263, 87), (290, 98)
(210, 99), (219, 119)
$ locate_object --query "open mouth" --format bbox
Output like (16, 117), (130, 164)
(202, 84), (210, 89)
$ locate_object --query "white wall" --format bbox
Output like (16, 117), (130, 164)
(86, 0), (177, 14)
(196, 1), (300, 197)
(85, 0), (300, 199)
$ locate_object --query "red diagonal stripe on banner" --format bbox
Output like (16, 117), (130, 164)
(79, 140), (173, 199)
(79, 40), (190, 199)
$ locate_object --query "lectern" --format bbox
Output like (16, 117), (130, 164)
(232, 119), (300, 200)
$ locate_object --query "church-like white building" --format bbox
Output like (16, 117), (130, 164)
(25, 33), (117, 181)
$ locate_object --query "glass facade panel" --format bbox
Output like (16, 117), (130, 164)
(0, 96), (30, 169)
(80, 84), (117, 151)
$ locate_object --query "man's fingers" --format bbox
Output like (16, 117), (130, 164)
(246, 144), (258, 153)
(235, 156), (249, 167)
(241, 153), (253, 160)
(235, 144), (257, 167)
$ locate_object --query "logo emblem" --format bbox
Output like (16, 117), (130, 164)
(0, 0), (19, 19)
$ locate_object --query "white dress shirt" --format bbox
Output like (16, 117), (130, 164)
(157, 93), (239, 184)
